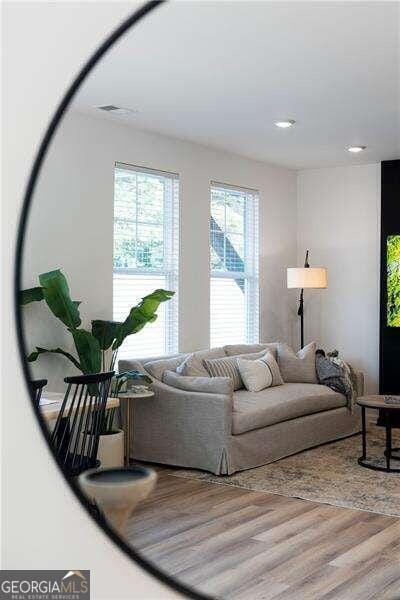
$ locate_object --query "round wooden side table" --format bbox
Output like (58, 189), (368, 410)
(357, 395), (400, 473)
(118, 389), (154, 467)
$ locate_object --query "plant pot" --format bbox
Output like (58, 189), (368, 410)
(97, 428), (124, 469)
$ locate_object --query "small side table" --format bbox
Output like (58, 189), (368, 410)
(118, 389), (154, 466)
(357, 395), (400, 473)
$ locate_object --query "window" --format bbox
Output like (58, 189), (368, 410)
(210, 182), (259, 347)
(113, 163), (179, 359)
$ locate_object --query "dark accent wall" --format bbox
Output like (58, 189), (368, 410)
(380, 159), (400, 393)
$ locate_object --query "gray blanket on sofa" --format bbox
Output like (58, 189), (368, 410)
(315, 354), (358, 411)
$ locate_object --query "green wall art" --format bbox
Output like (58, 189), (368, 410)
(387, 235), (400, 327)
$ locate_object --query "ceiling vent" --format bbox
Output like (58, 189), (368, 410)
(96, 105), (138, 116)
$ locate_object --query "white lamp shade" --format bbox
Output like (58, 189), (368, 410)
(287, 267), (328, 289)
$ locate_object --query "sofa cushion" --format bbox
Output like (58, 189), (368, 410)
(163, 370), (233, 395)
(203, 350), (269, 390)
(224, 343), (279, 360)
(277, 342), (317, 383)
(177, 347), (226, 377)
(232, 383), (346, 434)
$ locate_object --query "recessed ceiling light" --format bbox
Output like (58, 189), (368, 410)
(274, 119), (296, 128)
(347, 146), (366, 153)
(95, 105), (139, 116)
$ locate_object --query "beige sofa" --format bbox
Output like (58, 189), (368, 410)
(119, 344), (363, 475)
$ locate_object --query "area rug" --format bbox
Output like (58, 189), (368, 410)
(172, 427), (400, 517)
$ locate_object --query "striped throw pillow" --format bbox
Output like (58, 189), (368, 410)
(260, 351), (284, 387)
(202, 350), (267, 390)
(203, 356), (243, 390)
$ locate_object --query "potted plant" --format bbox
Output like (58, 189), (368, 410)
(20, 268), (173, 466)
(20, 269), (174, 375)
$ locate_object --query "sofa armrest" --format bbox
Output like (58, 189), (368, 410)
(132, 378), (233, 474)
(151, 378), (233, 429)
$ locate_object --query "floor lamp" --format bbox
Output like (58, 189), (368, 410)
(287, 251), (328, 349)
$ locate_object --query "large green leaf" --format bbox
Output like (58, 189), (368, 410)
(113, 289), (175, 350)
(19, 286), (81, 310)
(19, 287), (44, 305)
(39, 269), (81, 329)
(71, 329), (101, 374)
(91, 320), (121, 350)
(27, 346), (81, 370)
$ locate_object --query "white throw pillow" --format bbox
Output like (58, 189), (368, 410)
(203, 350), (271, 390)
(236, 357), (273, 392)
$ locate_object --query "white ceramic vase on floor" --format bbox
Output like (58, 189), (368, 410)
(79, 466), (157, 534)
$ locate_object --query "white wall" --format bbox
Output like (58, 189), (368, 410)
(22, 111), (298, 390)
(297, 164), (381, 393)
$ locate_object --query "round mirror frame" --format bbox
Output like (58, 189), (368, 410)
(14, 3), (211, 598)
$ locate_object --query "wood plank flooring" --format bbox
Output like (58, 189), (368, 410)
(126, 469), (400, 599)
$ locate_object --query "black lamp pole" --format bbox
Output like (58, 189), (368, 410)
(297, 250), (310, 349)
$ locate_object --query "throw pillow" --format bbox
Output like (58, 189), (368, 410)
(163, 370), (233, 395)
(277, 342), (317, 383)
(142, 356), (186, 380)
(202, 350), (267, 390)
(176, 347), (226, 377)
(223, 342), (279, 360)
(236, 357), (273, 392)
(261, 351), (284, 387)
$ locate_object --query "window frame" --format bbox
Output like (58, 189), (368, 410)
(113, 162), (180, 356)
(209, 181), (260, 346)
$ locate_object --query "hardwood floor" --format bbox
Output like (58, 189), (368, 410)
(126, 469), (400, 599)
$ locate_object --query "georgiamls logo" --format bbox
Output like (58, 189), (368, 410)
(0, 570), (90, 599)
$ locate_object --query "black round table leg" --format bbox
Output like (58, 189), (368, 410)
(361, 406), (366, 460)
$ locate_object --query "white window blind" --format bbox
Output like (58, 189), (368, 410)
(210, 182), (259, 347)
(113, 163), (179, 359)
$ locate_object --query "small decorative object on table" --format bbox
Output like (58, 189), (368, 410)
(112, 369), (152, 395)
(130, 384), (150, 394)
(384, 396), (400, 405)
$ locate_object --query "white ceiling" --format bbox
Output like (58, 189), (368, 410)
(73, 1), (400, 170)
